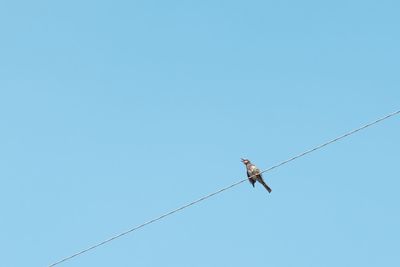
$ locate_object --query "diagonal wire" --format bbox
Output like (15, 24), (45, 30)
(258, 109), (400, 176)
(49, 109), (400, 267)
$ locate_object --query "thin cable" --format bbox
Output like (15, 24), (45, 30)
(49, 179), (247, 267)
(259, 109), (400, 176)
(49, 109), (400, 267)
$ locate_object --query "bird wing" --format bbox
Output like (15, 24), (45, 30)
(247, 171), (256, 187)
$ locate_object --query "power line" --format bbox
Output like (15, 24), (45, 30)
(258, 109), (400, 176)
(49, 109), (400, 267)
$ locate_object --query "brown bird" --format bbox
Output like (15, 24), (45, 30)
(241, 158), (272, 193)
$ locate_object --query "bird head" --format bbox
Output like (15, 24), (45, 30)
(241, 158), (250, 165)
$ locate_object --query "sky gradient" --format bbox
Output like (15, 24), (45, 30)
(1, 1), (399, 266)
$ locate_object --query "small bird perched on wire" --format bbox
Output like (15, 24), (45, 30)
(241, 158), (272, 193)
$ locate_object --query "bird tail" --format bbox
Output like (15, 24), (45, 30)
(259, 180), (272, 193)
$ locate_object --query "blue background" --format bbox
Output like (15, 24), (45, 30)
(1, 1), (399, 266)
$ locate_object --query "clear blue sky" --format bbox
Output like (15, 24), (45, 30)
(1, 1), (399, 266)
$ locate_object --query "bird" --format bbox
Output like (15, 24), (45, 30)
(241, 158), (272, 193)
